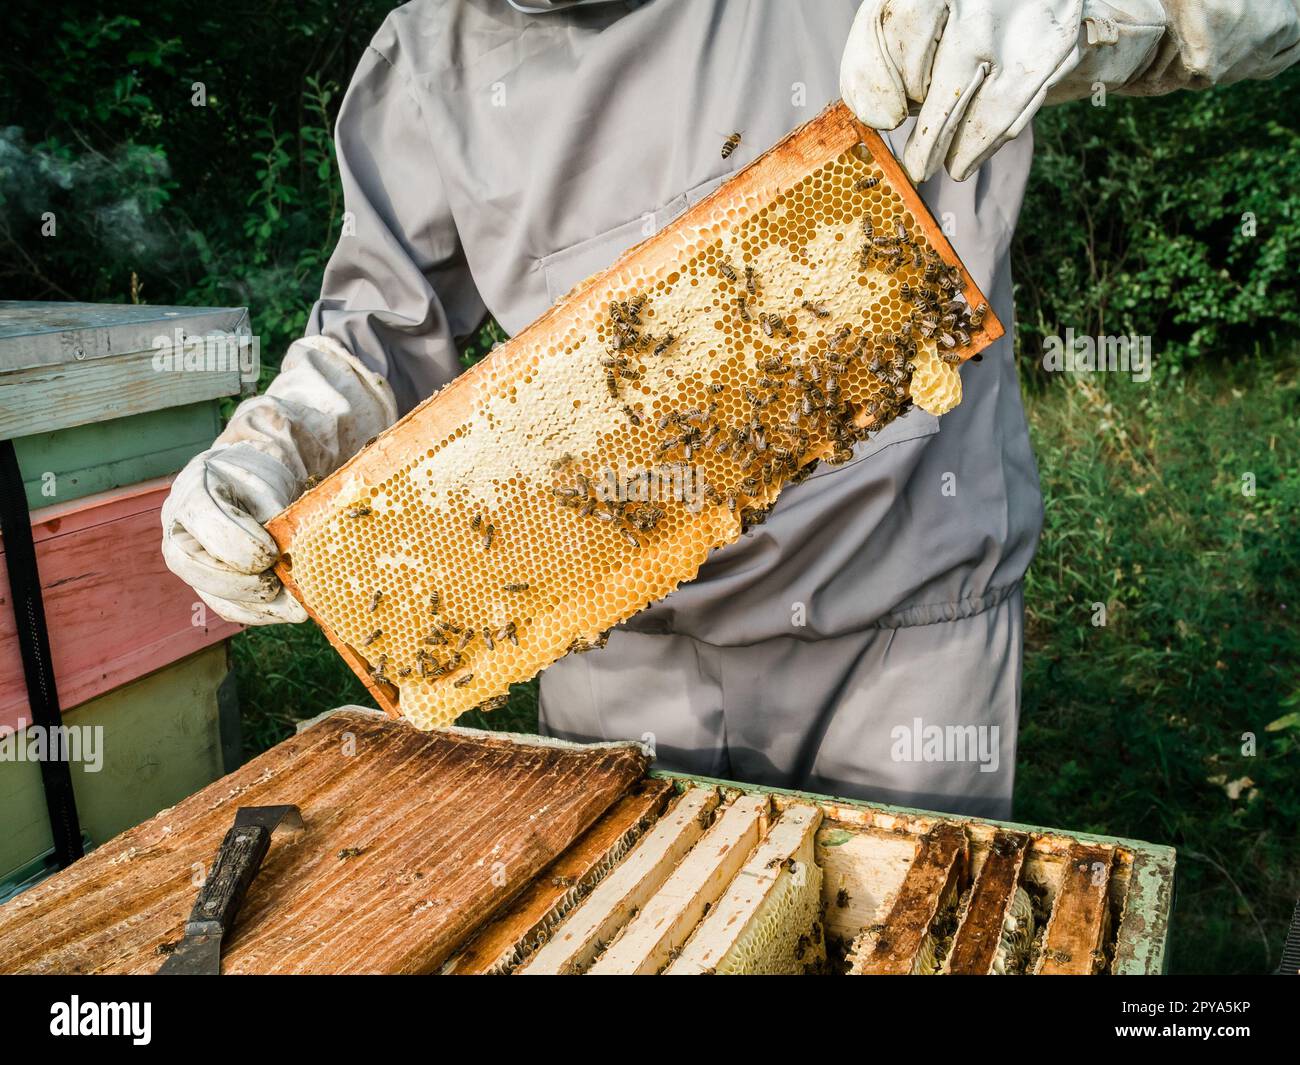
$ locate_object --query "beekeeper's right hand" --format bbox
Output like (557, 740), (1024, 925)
(162, 336), (398, 626)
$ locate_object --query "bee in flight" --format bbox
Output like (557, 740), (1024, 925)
(720, 131), (742, 159)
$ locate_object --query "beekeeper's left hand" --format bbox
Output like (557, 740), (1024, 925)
(839, 0), (1168, 182)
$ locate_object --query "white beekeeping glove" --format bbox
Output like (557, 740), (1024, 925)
(840, 0), (1165, 182)
(840, 0), (1300, 183)
(161, 336), (398, 626)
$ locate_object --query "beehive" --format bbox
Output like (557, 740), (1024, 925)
(453, 778), (1172, 977)
(267, 102), (1003, 728)
(515, 791), (828, 976)
(0, 713), (1174, 975)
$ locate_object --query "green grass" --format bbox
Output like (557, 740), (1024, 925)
(231, 349), (1299, 975)
(1015, 351), (1299, 974)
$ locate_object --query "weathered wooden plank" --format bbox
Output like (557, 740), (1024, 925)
(12, 401), (221, 511)
(0, 349), (241, 439)
(847, 822), (968, 975)
(0, 713), (649, 974)
(1111, 846), (1175, 975)
(0, 302), (249, 373)
(0, 478), (241, 731)
(587, 792), (769, 975)
(1035, 843), (1115, 975)
(666, 802), (823, 975)
(944, 831), (1030, 975)
(517, 787), (720, 975)
(442, 778), (674, 974)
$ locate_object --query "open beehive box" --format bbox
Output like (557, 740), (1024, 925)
(449, 770), (1174, 976)
(266, 102), (1003, 729)
(0, 711), (1172, 974)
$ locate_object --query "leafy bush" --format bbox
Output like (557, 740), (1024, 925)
(1013, 69), (1300, 373)
(0, 5), (389, 364)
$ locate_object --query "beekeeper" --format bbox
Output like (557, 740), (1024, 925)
(162, 0), (1299, 818)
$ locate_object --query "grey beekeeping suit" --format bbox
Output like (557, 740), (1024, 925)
(295, 0), (1297, 818)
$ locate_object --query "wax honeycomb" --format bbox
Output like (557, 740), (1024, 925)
(274, 107), (997, 728)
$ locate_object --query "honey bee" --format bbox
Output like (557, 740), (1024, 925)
(370, 655), (389, 683)
(454, 673), (474, 688)
(969, 302), (987, 328)
(550, 452), (575, 470)
(622, 403), (643, 426)
(744, 265), (758, 296)
(368, 590), (383, 613)
(344, 503), (373, 519)
(801, 300), (830, 319)
(479, 694), (510, 712)
(605, 369), (619, 397)
(720, 131), (742, 159)
(709, 382), (726, 394)
(855, 176), (879, 191)
(456, 629), (475, 652)
(499, 621), (519, 646)
(760, 314), (774, 338)
(470, 513), (482, 531)
(736, 295), (751, 321)
(619, 527), (640, 549)
(482, 627), (495, 651)
(503, 581), (529, 593)
(428, 591), (440, 615)
(653, 334), (677, 357)
(362, 629), (382, 646)
(481, 523), (495, 549)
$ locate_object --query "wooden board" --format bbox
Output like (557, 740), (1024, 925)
(0, 712), (648, 974)
(517, 786), (720, 974)
(266, 101), (1005, 719)
(12, 400), (221, 511)
(848, 822), (968, 974)
(442, 778), (674, 974)
(0, 349), (243, 440)
(666, 802), (822, 975)
(944, 830), (1029, 975)
(0, 477), (240, 731)
(587, 792), (769, 974)
(1035, 843), (1115, 975)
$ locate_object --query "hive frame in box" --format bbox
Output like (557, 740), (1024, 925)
(266, 101), (1004, 720)
(649, 771), (1175, 975)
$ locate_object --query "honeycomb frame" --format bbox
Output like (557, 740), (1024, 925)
(267, 102), (1004, 727)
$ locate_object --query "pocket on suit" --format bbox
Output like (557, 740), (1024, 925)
(538, 175), (725, 304)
